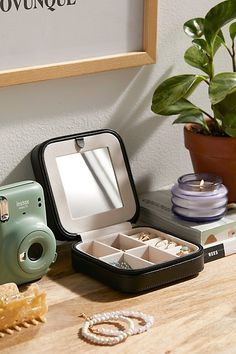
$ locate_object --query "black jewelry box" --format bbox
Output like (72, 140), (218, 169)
(31, 129), (204, 293)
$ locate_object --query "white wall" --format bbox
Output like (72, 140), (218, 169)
(0, 0), (220, 194)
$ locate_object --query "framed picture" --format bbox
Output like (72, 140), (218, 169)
(0, 0), (157, 87)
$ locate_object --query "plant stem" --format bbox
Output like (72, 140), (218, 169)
(208, 56), (214, 80)
(200, 109), (214, 120)
(226, 46), (233, 56)
(232, 40), (236, 72)
(202, 78), (210, 85)
(225, 42), (236, 72)
(199, 109), (225, 135)
(202, 121), (211, 134)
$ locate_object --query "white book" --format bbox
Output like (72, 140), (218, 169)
(204, 237), (236, 262)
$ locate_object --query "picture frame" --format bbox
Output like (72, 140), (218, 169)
(0, 0), (157, 87)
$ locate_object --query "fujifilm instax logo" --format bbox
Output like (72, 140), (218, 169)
(16, 200), (30, 210)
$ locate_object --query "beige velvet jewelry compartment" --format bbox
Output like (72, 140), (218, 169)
(74, 226), (199, 271)
(101, 252), (154, 270)
(126, 227), (199, 256)
(126, 245), (178, 263)
(98, 233), (144, 251)
(77, 240), (119, 258)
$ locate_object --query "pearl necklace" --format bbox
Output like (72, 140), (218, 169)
(80, 310), (154, 346)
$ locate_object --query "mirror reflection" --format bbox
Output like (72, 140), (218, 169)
(56, 147), (123, 218)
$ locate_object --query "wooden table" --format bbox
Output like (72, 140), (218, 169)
(1, 243), (236, 354)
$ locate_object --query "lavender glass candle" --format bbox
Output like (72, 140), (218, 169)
(171, 173), (228, 222)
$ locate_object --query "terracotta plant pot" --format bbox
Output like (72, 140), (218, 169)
(184, 125), (236, 203)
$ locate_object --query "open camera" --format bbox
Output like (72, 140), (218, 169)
(0, 181), (57, 285)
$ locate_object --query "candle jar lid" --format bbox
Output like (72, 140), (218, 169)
(178, 173), (222, 192)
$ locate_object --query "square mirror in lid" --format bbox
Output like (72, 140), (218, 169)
(31, 130), (139, 241)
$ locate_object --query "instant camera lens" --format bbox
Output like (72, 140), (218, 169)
(28, 243), (44, 261)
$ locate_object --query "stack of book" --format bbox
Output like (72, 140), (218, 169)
(139, 185), (236, 263)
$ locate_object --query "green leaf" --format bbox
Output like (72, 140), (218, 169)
(158, 98), (200, 116)
(204, 0), (236, 49)
(183, 18), (205, 38)
(192, 39), (208, 52)
(192, 33), (224, 58)
(151, 75), (204, 114)
(225, 127), (236, 136)
(192, 33), (225, 55)
(173, 110), (204, 125)
(229, 22), (236, 40)
(222, 112), (236, 136)
(212, 105), (224, 121)
(214, 90), (236, 120)
(184, 45), (211, 75)
(214, 31), (226, 53)
(209, 72), (236, 104)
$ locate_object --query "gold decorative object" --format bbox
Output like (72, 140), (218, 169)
(0, 282), (47, 337)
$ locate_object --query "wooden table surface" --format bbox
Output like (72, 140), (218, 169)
(1, 243), (236, 354)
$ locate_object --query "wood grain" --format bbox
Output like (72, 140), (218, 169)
(1, 243), (236, 354)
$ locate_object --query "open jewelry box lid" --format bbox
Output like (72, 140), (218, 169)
(31, 129), (139, 241)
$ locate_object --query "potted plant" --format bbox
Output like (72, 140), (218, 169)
(151, 0), (236, 202)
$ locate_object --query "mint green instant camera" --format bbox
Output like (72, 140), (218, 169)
(0, 181), (57, 285)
